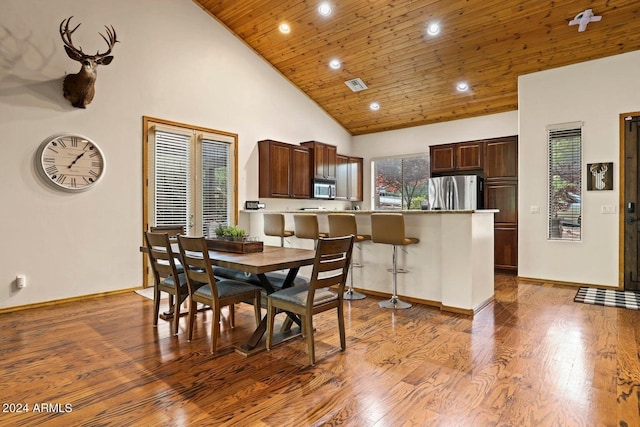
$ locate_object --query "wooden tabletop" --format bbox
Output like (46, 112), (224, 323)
(141, 243), (316, 274)
(205, 245), (315, 274)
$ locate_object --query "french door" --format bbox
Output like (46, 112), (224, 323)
(142, 117), (238, 286)
(623, 113), (640, 290)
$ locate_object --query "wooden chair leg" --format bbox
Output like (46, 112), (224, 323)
(172, 293), (181, 336)
(153, 287), (161, 327)
(338, 305), (346, 351)
(228, 304), (235, 328)
(211, 307), (220, 353)
(187, 297), (196, 342)
(266, 300), (275, 351)
(306, 315), (315, 366)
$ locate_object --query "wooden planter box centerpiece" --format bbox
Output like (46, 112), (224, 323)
(206, 237), (264, 253)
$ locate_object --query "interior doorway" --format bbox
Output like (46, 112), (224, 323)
(623, 113), (640, 290)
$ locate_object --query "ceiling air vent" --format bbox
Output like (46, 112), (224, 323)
(344, 78), (368, 92)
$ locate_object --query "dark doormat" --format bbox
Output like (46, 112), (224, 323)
(574, 287), (640, 310)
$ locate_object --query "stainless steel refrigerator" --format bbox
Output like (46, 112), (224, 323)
(425, 175), (483, 210)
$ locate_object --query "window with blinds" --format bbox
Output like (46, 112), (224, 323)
(144, 118), (237, 238)
(154, 130), (190, 229)
(201, 137), (232, 235)
(547, 123), (582, 241)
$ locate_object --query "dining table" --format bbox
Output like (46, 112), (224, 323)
(141, 241), (316, 355)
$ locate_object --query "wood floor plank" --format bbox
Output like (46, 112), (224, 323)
(1, 275), (640, 426)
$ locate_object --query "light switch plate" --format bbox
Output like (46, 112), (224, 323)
(530, 205), (540, 214)
(601, 205), (616, 214)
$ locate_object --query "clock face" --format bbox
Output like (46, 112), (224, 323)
(38, 134), (105, 191)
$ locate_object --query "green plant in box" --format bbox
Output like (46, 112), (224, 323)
(215, 225), (246, 240)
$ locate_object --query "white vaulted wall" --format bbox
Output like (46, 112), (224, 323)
(0, 0), (351, 308)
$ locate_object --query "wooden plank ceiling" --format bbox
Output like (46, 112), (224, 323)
(194, 0), (640, 135)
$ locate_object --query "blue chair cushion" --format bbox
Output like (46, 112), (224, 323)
(268, 284), (338, 306)
(160, 272), (187, 288)
(193, 280), (261, 299)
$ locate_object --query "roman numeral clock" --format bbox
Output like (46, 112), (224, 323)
(37, 133), (105, 191)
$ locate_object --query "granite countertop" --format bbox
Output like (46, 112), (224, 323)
(242, 209), (498, 214)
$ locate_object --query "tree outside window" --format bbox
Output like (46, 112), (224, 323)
(373, 155), (430, 210)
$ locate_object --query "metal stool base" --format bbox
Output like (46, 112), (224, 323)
(344, 289), (366, 300)
(378, 297), (411, 309)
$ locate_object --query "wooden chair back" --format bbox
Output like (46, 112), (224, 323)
(307, 235), (355, 308)
(144, 231), (186, 334)
(175, 235), (218, 300)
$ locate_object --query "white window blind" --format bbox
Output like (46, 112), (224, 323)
(201, 137), (231, 236)
(548, 124), (582, 241)
(154, 130), (190, 229)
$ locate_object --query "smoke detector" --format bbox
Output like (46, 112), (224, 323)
(345, 78), (368, 92)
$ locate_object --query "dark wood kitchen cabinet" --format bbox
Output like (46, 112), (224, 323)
(258, 140), (310, 199)
(483, 136), (518, 272)
(336, 155), (363, 201)
(485, 180), (518, 271)
(430, 141), (484, 174)
(300, 141), (337, 180)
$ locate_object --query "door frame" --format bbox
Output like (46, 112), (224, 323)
(619, 111), (640, 289)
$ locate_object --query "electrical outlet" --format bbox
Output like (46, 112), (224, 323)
(16, 275), (26, 289)
(530, 205), (540, 214)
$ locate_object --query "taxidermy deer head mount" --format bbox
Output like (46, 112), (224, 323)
(59, 16), (118, 108)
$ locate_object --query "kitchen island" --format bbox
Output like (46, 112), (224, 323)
(239, 209), (497, 315)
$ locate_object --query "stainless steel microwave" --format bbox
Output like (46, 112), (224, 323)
(313, 180), (336, 199)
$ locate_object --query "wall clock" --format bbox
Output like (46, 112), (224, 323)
(37, 133), (106, 191)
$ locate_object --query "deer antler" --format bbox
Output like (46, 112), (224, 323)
(96, 25), (118, 58)
(59, 16), (84, 59)
(59, 17), (118, 60)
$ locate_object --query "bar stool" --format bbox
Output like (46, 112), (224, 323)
(371, 213), (419, 309)
(263, 213), (294, 247)
(328, 213), (369, 300)
(294, 214), (328, 249)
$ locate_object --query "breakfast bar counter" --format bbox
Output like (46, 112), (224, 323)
(239, 209), (497, 315)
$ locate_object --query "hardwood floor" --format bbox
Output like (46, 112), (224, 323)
(2, 275), (639, 426)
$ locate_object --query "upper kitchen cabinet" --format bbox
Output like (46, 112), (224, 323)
(300, 141), (337, 180)
(336, 155), (363, 201)
(349, 157), (363, 201)
(484, 136), (518, 179)
(258, 140), (310, 199)
(430, 141), (484, 174)
(430, 144), (455, 173)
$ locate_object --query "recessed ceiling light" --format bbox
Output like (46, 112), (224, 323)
(279, 23), (291, 34)
(427, 23), (440, 36)
(456, 82), (469, 92)
(370, 102), (380, 111)
(318, 3), (332, 16)
(329, 59), (341, 69)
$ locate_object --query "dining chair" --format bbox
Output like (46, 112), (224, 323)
(266, 235), (354, 366)
(144, 231), (189, 335)
(177, 235), (262, 353)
